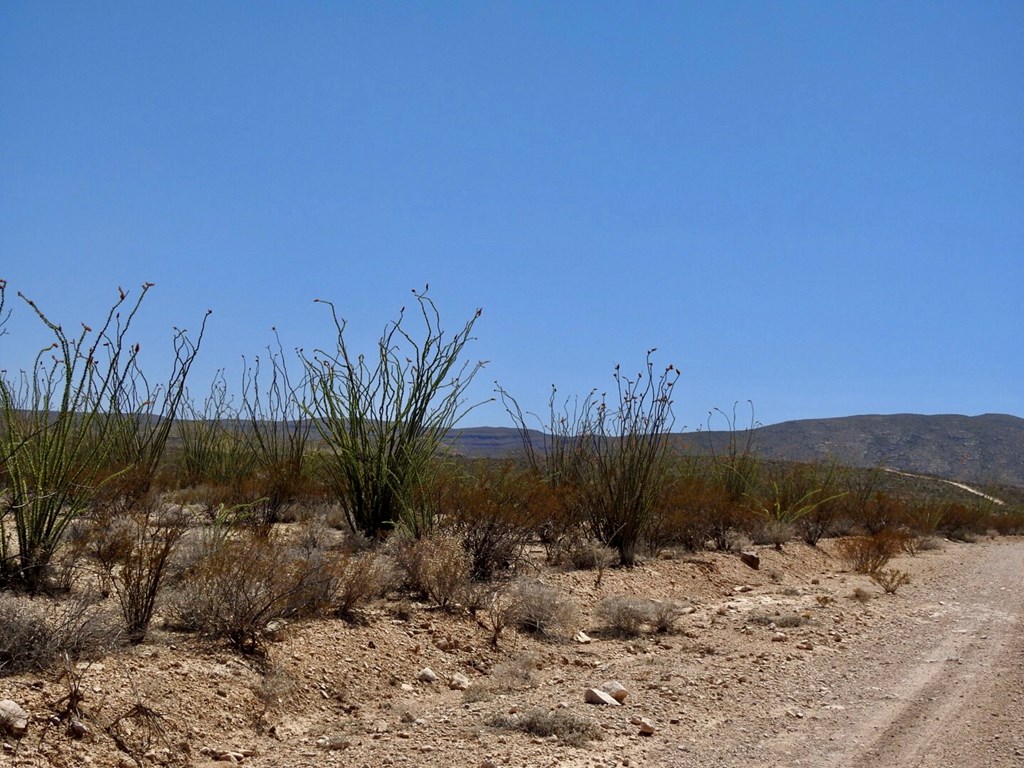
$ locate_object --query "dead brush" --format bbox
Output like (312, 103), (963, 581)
(507, 579), (578, 641)
(393, 533), (471, 609)
(488, 707), (601, 747)
(595, 595), (686, 637)
(870, 568), (910, 594)
(0, 593), (120, 676)
(836, 529), (908, 573)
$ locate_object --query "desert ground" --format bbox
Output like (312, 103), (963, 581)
(2, 535), (1023, 768)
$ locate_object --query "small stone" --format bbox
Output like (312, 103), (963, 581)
(69, 719), (90, 739)
(796, 640), (814, 651)
(574, 631), (592, 644)
(372, 720), (389, 734)
(584, 688), (621, 706)
(418, 667), (438, 683)
(600, 681), (629, 703)
(316, 734), (351, 751)
(449, 673), (471, 691)
(636, 717), (656, 736)
(772, 632), (788, 642)
(739, 552), (760, 570)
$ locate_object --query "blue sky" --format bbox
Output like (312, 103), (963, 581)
(2, 2), (1021, 430)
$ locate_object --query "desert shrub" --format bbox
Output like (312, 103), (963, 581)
(493, 652), (543, 687)
(507, 579), (578, 640)
(393, 534), (471, 609)
(870, 568), (910, 594)
(427, 459), (542, 581)
(0, 283), (206, 592)
(489, 708), (601, 747)
(836, 530), (908, 573)
(593, 593), (679, 638)
(167, 531), (335, 654)
(937, 502), (992, 541)
(594, 595), (684, 637)
(648, 471), (723, 552)
(331, 551), (397, 619)
(857, 492), (908, 535)
(835, 468), (883, 532)
(748, 611), (808, 628)
(988, 508), (1024, 536)
(901, 500), (945, 539)
(748, 461), (844, 550)
(501, 353), (679, 566)
(595, 595), (653, 637)
(561, 538), (618, 571)
(304, 290), (486, 539)
(108, 507), (186, 643)
(0, 593), (119, 675)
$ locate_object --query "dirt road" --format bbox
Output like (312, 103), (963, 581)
(659, 538), (1024, 768)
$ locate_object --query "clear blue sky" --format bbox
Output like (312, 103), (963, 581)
(2, 2), (1021, 430)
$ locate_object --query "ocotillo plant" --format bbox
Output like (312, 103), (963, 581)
(0, 282), (206, 592)
(239, 332), (315, 531)
(503, 350), (679, 566)
(304, 287), (487, 539)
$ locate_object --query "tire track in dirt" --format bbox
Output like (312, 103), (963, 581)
(797, 539), (1024, 767)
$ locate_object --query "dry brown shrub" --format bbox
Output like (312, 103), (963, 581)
(507, 578), (578, 640)
(331, 551), (397, 619)
(594, 595), (685, 637)
(429, 460), (544, 581)
(394, 534), (471, 609)
(562, 538), (618, 571)
(167, 531), (336, 654)
(836, 530), (908, 573)
(870, 568), (910, 594)
(0, 593), (120, 675)
(489, 708), (601, 747)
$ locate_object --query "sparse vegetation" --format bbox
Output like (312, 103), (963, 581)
(871, 568), (911, 594)
(836, 530), (907, 574)
(595, 595), (686, 637)
(489, 707), (602, 746)
(507, 578), (578, 640)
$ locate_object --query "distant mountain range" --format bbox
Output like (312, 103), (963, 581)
(446, 413), (1024, 489)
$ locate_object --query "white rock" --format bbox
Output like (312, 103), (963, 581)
(418, 667), (438, 683)
(584, 688), (621, 706)
(449, 673), (471, 690)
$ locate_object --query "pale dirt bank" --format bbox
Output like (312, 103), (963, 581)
(2, 536), (1022, 768)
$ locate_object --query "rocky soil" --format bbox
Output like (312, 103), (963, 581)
(2, 536), (1023, 768)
